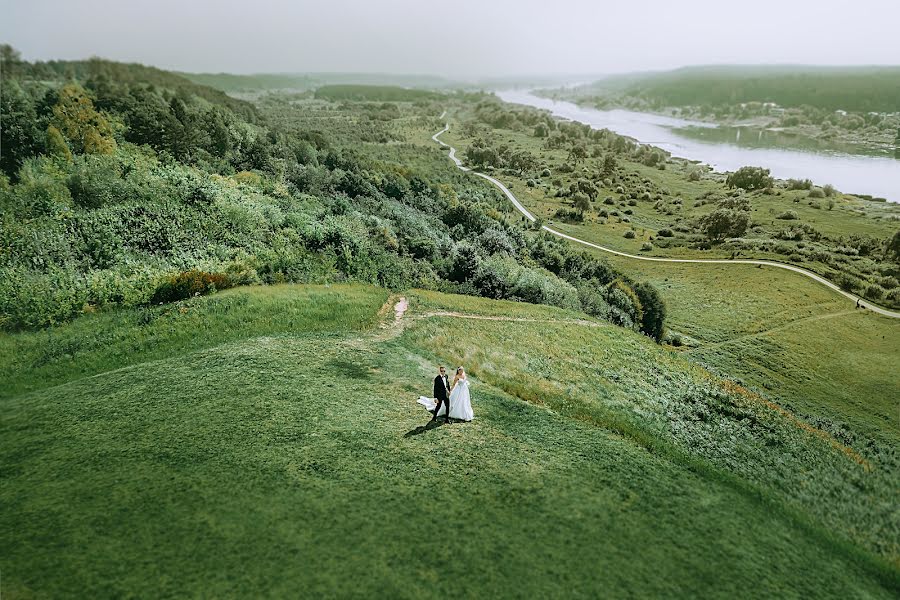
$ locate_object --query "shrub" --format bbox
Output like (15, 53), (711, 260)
(808, 188), (825, 198)
(699, 209), (751, 241)
(823, 184), (838, 197)
(863, 284), (885, 301)
(603, 197), (615, 205)
(640, 242), (653, 251)
(786, 178), (813, 190)
(657, 228), (674, 237)
(726, 166), (773, 191)
(623, 230), (636, 239)
(604, 280), (642, 329)
(777, 210), (799, 220)
(150, 270), (233, 304)
(633, 281), (666, 341)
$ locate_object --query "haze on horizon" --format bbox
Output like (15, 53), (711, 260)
(2, 0), (899, 79)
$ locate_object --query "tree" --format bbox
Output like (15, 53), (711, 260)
(725, 166), (773, 191)
(45, 125), (72, 161)
(699, 209), (751, 241)
(51, 84), (117, 155)
(572, 178), (598, 201)
(888, 230), (900, 262)
(0, 79), (43, 177)
(0, 44), (24, 79)
(533, 123), (549, 138)
(601, 153), (617, 178)
(573, 193), (591, 216)
(633, 282), (666, 341)
(567, 143), (588, 165)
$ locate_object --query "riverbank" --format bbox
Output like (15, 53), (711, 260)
(501, 90), (900, 203)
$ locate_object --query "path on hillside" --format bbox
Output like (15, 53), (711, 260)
(431, 122), (900, 319)
(376, 296), (605, 341)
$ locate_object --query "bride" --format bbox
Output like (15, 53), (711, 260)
(418, 367), (474, 422)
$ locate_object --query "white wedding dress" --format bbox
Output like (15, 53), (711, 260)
(417, 378), (474, 421)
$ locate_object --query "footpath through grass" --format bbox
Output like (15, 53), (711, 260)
(1, 284), (898, 597)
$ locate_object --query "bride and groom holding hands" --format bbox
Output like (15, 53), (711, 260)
(417, 365), (474, 423)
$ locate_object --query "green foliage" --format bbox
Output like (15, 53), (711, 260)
(313, 84), (440, 102)
(699, 208), (751, 241)
(633, 281), (667, 341)
(726, 166), (774, 191)
(612, 65), (900, 113)
(51, 84), (117, 155)
(150, 270), (234, 304)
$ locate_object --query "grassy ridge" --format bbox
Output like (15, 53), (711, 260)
(1, 284), (898, 596)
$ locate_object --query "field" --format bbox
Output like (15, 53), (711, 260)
(2, 284), (898, 597)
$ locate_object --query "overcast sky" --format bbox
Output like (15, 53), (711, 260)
(2, 0), (898, 78)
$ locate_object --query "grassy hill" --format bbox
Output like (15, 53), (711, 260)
(1, 284), (898, 597)
(181, 72), (455, 93)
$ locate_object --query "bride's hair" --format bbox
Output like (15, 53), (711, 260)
(456, 366), (464, 375)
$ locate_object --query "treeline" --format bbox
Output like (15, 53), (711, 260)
(313, 84), (441, 102)
(619, 65), (900, 113)
(0, 47), (667, 340)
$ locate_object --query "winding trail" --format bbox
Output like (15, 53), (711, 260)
(432, 122), (900, 319)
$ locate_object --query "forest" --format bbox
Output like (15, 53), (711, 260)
(0, 46), (665, 339)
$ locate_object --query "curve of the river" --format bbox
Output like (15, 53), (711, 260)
(431, 121), (900, 319)
(496, 90), (900, 203)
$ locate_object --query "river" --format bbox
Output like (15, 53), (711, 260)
(495, 90), (900, 203)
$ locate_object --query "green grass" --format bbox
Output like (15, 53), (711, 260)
(0, 284), (389, 401)
(2, 284), (898, 597)
(439, 106), (900, 451)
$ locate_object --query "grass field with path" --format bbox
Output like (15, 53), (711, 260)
(2, 284), (898, 597)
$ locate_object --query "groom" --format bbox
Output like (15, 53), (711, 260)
(432, 366), (451, 424)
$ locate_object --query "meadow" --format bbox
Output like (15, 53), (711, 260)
(2, 52), (899, 597)
(2, 284), (898, 597)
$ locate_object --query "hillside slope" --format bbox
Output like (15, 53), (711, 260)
(1, 284), (897, 597)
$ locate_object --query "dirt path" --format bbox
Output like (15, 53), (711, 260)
(374, 297), (606, 341)
(432, 119), (900, 320)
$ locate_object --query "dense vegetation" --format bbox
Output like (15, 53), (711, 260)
(447, 97), (900, 309)
(0, 46), (665, 340)
(313, 84), (443, 102)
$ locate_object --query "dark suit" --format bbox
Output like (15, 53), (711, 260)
(432, 374), (451, 421)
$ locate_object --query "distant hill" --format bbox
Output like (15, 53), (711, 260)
(181, 71), (456, 92)
(12, 57), (260, 120)
(578, 65), (900, 112)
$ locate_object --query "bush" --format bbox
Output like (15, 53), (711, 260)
(863, 284), (885, 301)
(640, 242), (653, 251)
(623, 230), (636, 239)
(777, 210), (799, 220)
(808, 188), (825, 198)
(604, 280), (642, 329)
(633, 281), (666, 341)
(150, 270), (233, 304)
(786, 178), (812, 190)
(699, 209), (751, 241)
(657, 228), (674, 238)
(726, 166), (773, 191)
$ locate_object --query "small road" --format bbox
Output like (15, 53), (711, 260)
(432, 122), (900, 319)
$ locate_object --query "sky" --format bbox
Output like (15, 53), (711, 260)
(2, 0), (899, 79)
